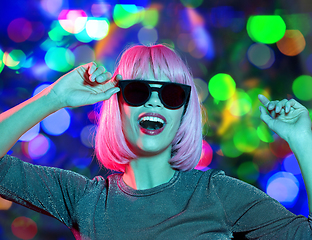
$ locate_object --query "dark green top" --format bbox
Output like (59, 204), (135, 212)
(0, 155), (311, 239)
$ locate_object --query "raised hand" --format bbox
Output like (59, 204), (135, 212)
(46, 62), (121, 109)
(258, 94), (312, 143)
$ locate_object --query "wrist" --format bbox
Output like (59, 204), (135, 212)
(40, 86), (65, 113)
(287, 130), (312, 152)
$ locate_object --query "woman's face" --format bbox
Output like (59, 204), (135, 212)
(119, 71), (185, 156)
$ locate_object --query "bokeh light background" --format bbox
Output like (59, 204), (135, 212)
(1, 0), (312, 239)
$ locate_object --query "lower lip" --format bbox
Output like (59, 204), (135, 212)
(139, 125), (165, 135)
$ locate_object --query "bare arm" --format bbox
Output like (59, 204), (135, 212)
(0, 62), (121, 158)
(259, 95), (312, 209)
(0, 88), (59, 157)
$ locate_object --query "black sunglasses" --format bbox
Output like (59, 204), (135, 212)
(118, 80), (191, 109)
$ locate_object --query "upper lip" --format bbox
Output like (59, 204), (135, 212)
(138, 112), (167, 124)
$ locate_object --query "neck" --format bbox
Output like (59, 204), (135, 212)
(122, 147), (175, 190)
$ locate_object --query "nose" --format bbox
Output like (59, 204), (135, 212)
(144, 91), (164, 108)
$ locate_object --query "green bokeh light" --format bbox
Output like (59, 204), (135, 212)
(0, 49), (4, 73)
(75, 28), (93, 43)
(180, 0), (203, 8)
(237, 161), (259, 184)
(113, 4), (144, 29)
(233, 127), (260, 152)
(6, 49), (26, 70)
(45, 47), (75, 72)
(220, 139), (242, 158)
(247, 15), (286, 44)
(283, 14), (311, 36)
(292, 75), (312, 101)
(208, 73), (236, 101)
(48, 21), (71, 42)
(227, 89), (252, 116)
(309, 109), (312, 121)
(142, 9), (159, 28)
(257, 122), (274, 143)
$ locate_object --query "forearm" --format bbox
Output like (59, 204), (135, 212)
(288, 131), (312, 210)
(0, 88), (61, 157)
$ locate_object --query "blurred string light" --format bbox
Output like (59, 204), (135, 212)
(113, 4), (145, 29)
(233, 127), (259, 153)
(184, 8), (214, 59)
(86, 18), (110, 40)
(0, 49), (4, 73)
(7, 18), (32, 43)
(40, 0), (64, 16)
(247, 43), (275, 69)
(253, 148), (277, 174)
(283, 13), (312, 36)
(58, 10), (88, 34)
(257, 122), (274, 143)
(91, 2), (112, 17)
(41, 108), (71, 135)
(138, 27), (158, 45)
(277, 30), (306, 56)
(247, 15), (286, 44)
(19, 124), (40, 142)
(266, 171), (299, 207)
(180, 0), (203, 8)
(237, 161), (259, 184)
(226, 89), (252, 117)
(73, 45), (95, 66)
(48, 21), (70, 42)
(282, 154), (301, 175)
(194, 140), (213, 171)
(141, 8), (159, 28)
(220, 138), (242, 158)
(33, 83), (50, 96)
(24, 134), (51, 159)
(208, 73), (236, 101)
(3, 49), (26, 70)
(11, 216), (38, 240)
(45, 47), (75, 72)
(292, 75), (312, 101)
(269, 137), (292, 158)
(55, 10), (110, 43)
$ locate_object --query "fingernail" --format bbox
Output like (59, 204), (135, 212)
(112, 88), (120, 94)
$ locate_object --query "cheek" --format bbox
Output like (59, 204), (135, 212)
(119, 101), (138, 137)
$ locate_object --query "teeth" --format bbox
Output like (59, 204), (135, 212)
(139, 116), (165, 124)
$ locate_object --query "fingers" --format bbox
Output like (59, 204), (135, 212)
(88, 64), (112, 83)
(88, 87), (120, 105)
(258, 94), (307, 118)
(259, 106), (274, 129)
(258, 94), (270, 107)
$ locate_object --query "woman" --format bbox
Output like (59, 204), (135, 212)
(0, 44), (311, 239)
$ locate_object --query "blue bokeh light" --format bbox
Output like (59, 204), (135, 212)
(282, 154), (301, 175)
(19, 123), (40, 141)
(41, 108), (71, 136)
(266, 171), (300, 207)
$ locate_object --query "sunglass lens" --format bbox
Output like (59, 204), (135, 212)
(124, 82), (149, 105)
(162, 84), (185, 108)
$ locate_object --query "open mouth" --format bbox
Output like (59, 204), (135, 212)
(139, 116), (165, 130)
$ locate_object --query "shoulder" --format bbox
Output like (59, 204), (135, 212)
(180, 168), (225, 183)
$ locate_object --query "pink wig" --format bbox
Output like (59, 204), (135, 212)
(95, 44), (202, 172)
